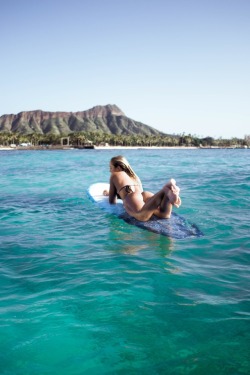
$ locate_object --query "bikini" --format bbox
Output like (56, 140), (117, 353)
(117, 184), (140, 199)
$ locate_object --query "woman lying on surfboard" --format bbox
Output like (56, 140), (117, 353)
(103, 155), (181, 222)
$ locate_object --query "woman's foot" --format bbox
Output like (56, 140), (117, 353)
(167, 189), (181, 207)
(164, 179), (181, 207)
(164, 178), (179, 192)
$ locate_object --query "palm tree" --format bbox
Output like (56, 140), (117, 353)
(76, 133), (86, 146)
(0, 132), (12, 146)
(27, 133), (43, 146)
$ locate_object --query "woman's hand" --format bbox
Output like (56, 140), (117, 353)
(103, 190), (109, 196)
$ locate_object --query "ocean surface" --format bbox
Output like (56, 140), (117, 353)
(0, 148), (249, 375)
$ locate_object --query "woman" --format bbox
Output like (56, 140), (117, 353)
(103, 155), (181, 222)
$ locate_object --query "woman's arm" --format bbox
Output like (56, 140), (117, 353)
(108, 176), (117, 204)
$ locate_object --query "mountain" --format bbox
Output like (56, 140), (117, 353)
(0, 105), (164, 136)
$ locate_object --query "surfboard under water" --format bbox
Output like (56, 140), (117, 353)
(88, 183), (203, 239)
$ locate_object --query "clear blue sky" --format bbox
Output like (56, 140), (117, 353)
(1, 0), (249, 139)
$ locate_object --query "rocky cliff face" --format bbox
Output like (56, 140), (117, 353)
(0, 104), (163, 136)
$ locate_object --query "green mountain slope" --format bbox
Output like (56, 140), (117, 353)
(0, 104), (164, 136)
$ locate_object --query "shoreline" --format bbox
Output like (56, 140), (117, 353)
(0, 146), (199, 151)
(0, 145), (248, 151)
(94, 146), (199, 150)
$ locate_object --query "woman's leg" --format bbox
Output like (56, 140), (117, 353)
(124, 180), (181, 222)
(142, 179), (181, 218)
(157, 189), (173, 218)
(142, 190), (172, 219)
(124, 190), (165, 221)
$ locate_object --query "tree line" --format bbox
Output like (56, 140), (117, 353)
(0, 131), (249, 148)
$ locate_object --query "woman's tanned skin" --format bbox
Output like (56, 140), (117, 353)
(103, 156), (181, 222)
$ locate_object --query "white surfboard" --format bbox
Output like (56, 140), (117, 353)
(88, 183), (203, 239)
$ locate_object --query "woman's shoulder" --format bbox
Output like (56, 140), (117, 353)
(111, 170), (127, 177)
(111, 171), (132, 184)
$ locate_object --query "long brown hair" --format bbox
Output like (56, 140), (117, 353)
(110, 155), (138, 180)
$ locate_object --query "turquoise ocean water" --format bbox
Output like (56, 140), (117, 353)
(0, 149), (249, 374)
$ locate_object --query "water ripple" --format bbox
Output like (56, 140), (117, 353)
(0, 149), (249, 374)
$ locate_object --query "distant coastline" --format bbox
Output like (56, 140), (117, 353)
(0, 145), (248, 151)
